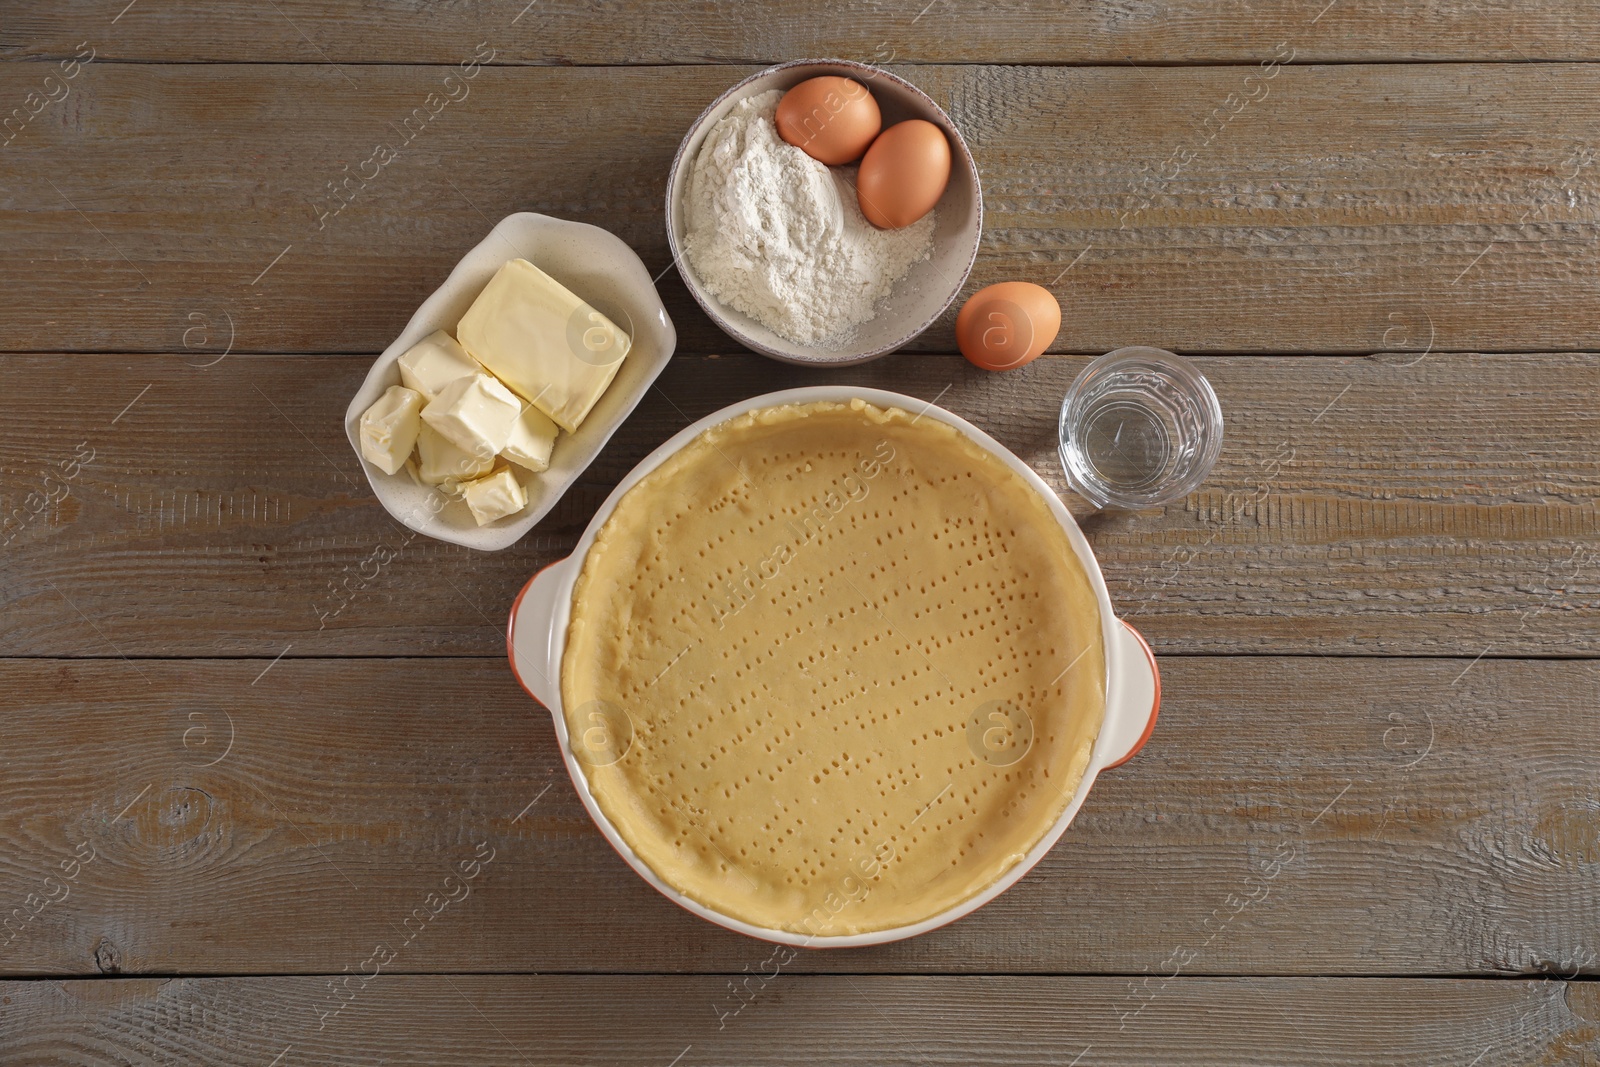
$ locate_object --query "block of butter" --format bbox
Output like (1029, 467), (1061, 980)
(416, 423), (494, 490)
(461, 465), (528, 526)
(501, 403), (559, 473)
(359, 385), (423, 476)
(398, 330), (481, 402)
(421, 372), (522, 460)
(456, 258), (631, 433)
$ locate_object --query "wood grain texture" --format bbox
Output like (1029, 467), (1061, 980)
(1, 352), (1595, 659)
(0, 16), (1595, 1060)
(5, 0), (1599, 64)
(2, 64), (1598, 355)
(2, 975), (1595, 1067)
(1, 656), (1596, 977)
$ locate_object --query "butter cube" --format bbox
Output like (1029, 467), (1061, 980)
(456, 258), (631, 433)
(398, 330), (482, 402)
(462, 465), (529, 526)
(416, 423), (494, 490)
(359, 385), (423, 476)
(421, 372), (522, 460)
(501, 403), (560, 473)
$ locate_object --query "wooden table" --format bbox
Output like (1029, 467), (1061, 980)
(3, 3), (1597, 1063)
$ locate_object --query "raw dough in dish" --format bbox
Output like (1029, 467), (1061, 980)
(561, 400), (1105, 936)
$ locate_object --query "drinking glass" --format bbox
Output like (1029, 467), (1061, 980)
(1058, 346), (1223, 509)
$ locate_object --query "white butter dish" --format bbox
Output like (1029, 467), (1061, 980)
(344, 212), (677, 551)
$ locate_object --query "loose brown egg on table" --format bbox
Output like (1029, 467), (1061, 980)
(857, 118), (951, 229)
(775, 76), (882, 165)
(956, 282), (1062, 371)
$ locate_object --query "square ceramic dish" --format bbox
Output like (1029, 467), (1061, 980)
(665, 60), (983, 366)
(344, 212), (676, 551)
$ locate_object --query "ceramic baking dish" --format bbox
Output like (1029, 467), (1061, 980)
(506, 386), (1159, 946)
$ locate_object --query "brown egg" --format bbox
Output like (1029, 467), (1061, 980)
(856, 119), (951, 229)
(775, 77), (882, 165)
(956, 282), (1062, 371)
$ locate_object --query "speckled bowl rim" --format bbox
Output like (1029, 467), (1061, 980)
(665, 59), (983, 367)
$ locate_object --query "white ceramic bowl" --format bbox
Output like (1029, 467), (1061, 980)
(665, 60), (983, 366)
(507, 387), (1160, 947)
(344, 212), (677, 551)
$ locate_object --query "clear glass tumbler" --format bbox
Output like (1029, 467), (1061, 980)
(1058, 346), (1224, 509)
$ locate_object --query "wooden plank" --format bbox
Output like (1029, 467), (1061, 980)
(5, 1), (1600, 64)
(1, 352), (1595, 659)
(0, 975), (1590, 1065)
(2, 64), (1598, 355)
(0, 656), (1595, 977)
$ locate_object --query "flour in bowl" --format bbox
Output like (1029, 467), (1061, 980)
(681, 90), (935, 348)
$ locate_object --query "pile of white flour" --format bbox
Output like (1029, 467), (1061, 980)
(681, 90), (934, 347)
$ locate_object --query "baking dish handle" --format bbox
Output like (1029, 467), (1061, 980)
(1100, 619), (1160, 770)
(506, 559), (569, 713)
